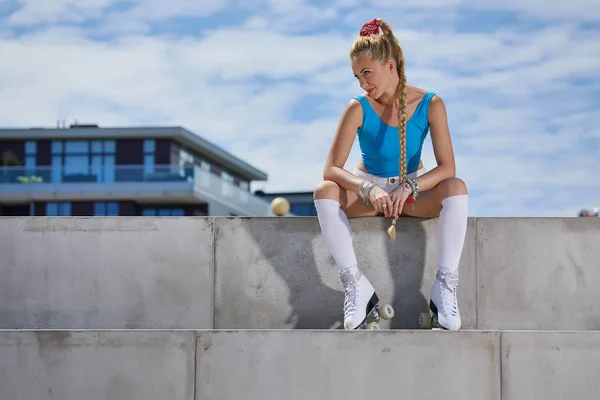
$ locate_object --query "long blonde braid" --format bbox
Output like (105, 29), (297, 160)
(378, 19), (407, 239)
(350, 18), (408, 239)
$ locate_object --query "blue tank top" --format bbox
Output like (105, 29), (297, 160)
(354, 92), (435, 177)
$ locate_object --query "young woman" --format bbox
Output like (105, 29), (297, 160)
(313, 18), (468, 330)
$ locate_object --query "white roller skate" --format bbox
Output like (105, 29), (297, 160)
(419, 270), (461, 330)
(339, 268), (394, 330)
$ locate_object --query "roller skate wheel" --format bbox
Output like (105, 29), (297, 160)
(366, 309), (379, 324)
(419, 313), (432, 329)
(380, 304), (394, 320)
(365, 322), (380, 330)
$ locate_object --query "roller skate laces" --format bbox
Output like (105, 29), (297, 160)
(339, 269), (361, 322)
(339, 268), (378, 329)
(433, 270), (461, 330)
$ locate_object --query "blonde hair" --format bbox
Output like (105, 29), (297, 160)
(350, 18), (407, 239)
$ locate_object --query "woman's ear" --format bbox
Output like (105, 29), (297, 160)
(388, 59), (395, 73)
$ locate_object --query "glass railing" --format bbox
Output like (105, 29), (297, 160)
(193, 165), (271, 216)
(0, 164), (272, 216)
(0, 164), (194, 184)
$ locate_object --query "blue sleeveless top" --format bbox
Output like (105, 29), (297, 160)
(354, 92), (435, 177)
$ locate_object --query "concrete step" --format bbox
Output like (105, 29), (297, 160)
(1, 329), (599, 399)
(1, 216), (599, 330)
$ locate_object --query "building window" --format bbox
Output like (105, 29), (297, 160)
(51, 141), (63, 154)
(179, 148), (194, 178)
(51, 139), (115, 183)
(221, 171), (234, 197)
(141, 207), (184, 216)
(92, 140), (115, 183)
(65, 140), (88, 153)
(25, 140), (36, 173)
(144, 139), (155, 175)
(47, 202), (71, 216)
(94, 201), (119, 216)
(51, 155), (62, 183)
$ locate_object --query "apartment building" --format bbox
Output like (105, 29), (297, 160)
(0, 123), (272, 217)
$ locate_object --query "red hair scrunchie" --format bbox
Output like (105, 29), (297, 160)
(359, 18), (380, 36)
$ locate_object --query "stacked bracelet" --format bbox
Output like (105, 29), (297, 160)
(404, 179), (419, 203)
(359, 180), (376, 203)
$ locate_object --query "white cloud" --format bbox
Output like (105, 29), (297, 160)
(174, 28), (350, 80)
(478, 0), (600, 21)
(8, 0), (117, 25)
(97, 0), (231, 34)
(237, 0), (340, 32)
(1, 1), (599, 216)
(7, 0), (231, 35)
(368, 0), (600, 22)
(0, 24), (349, 142)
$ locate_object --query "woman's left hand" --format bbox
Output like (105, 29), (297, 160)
(389, 182), (413, 218)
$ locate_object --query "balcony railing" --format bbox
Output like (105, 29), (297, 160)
(192, 165), (271, 216)
(0, 164), (272, 216)
(0, 164), (194, 184)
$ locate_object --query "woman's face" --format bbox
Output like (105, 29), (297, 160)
(351, 55), (395, 99)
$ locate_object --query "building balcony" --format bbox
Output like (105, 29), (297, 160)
(0, 164), (273, 216)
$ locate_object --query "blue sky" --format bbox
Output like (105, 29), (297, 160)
(1, 0), (599, 217)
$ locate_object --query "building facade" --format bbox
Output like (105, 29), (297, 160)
(0, 124), (273, 217)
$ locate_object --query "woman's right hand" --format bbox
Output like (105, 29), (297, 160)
(368, 185), (394, 218)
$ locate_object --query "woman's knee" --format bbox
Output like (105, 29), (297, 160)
(438, 177), (468, 198)
(314, 180), (342, 201)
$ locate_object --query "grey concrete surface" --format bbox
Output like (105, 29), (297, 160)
(2, 329), (600, 399)
(195, 329), (500, 399)
(3, 216), (600, 331)
(0, 217), (213, 329)
(0, 330), (196, 400)
(501, 331), (600, 399)
(213, 216), (477, 330)
(477, 218), (600, 330)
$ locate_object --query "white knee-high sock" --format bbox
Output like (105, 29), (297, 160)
(437, 194), (469, 274)
(314, 199), (358, 274)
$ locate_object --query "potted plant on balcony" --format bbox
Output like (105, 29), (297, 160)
(1, 151), (22, 167)
(1, 151), (23, 182)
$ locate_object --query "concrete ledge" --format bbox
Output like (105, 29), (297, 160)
(0, 330), (196, 400)
(214, 216), (477, 329)
(501, 330), (600, 399)
(2, 329), (600, 399)
(477, 218), (600, 330)
(0, 217), (214, 329)
(196, 329), (499, 399)
(1, 216), (599, 330)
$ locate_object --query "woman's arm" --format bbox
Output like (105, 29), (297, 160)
(322, 99), (394, 215)
(323, 99), (368, 193)
(412, 95), (457, 191)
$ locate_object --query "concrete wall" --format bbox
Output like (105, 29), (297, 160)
(2, 329), (600, 399)
(1, 216), (599, 330)
(0, 217), (214, 329)
(196, 329), (500, 399)
(214, 216), (600, 330)
(214, 216), (477, 329)
(0, 330), (196, 400)
(477, 218), (600, 330)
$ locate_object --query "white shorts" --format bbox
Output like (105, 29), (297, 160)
(352, 166), (427, 193)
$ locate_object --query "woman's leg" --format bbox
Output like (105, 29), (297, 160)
(313, 180), (377, 273)
(402, 177), (469, 330)
(313, 180), (379, 330)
